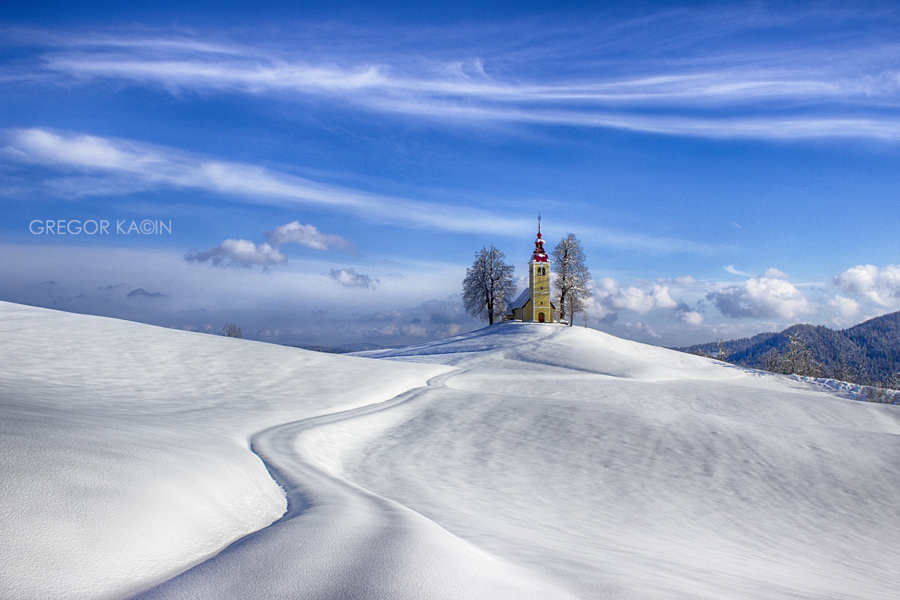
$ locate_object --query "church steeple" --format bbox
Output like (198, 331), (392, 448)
(504, 217), (556, 323)
(528, 215), (552, 322)
(532, 215), (548, 263)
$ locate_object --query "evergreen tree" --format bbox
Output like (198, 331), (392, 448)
(551, 233), (592, 326)
(462, 245), (516, 325)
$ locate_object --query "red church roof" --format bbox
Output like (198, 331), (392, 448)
(532, 221), (548, 263)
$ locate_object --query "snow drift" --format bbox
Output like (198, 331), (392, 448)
(2, 303), (899, 599)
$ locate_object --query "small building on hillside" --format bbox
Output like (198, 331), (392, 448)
(506, 221), (556, 323)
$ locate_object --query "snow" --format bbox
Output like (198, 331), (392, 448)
(3, 304), (900, 599)
(0, 301), (449, 598)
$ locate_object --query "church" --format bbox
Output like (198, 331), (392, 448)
(506, 221), (556, 323)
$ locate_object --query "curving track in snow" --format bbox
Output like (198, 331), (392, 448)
(135, 369), (576, 600)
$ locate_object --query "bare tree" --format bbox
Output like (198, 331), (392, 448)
(223, 322), (243, 338)
(890, 372), (900, 390)
(763, 333), (822, 377)
(830, 355), (860, 384)
(762, 347), (781, 372)
(784, 333), (822, 376)
(462, 245), (516, 325)
(551, 233), (592, 326)
(715, 339), (729, 362)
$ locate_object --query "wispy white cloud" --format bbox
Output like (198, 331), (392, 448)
(1, 127), (707, 252)
(11, 18), (900, 141)
(725, 265), (752, 277)
(1, 127), (523, 234)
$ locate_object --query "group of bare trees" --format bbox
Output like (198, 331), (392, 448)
(690, 340), (730, 362)
(223, 322), (243, 338)
(759, 333), (899, 402)
(462, 233), (592, 325)
(761, 333), (823, 377)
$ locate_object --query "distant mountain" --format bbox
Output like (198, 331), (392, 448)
(292, 342), (395, 354)
(679, 311), (900, 386)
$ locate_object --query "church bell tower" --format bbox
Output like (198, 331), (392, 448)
(529, 217), (552, 323)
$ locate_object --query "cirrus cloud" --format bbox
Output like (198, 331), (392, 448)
(18, 21), (900, 142)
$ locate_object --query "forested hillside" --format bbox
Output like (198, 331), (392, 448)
(679, 311), (900, 386)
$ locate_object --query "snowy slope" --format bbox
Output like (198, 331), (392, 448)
(3, 304), (900, 599)
(353, 324), (900, 599)
(0, 302), (451, 599)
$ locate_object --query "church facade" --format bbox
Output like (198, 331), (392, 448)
(506, 222), (556, 323)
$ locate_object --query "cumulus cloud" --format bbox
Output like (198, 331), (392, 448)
(678, 308), (704, 325)
(329, 268), (377, 289)
(833, 264), (900, 308)
(762, 268), (789, 279)
(595, 278), (678, 314)
(263, 221), (352, 251)
(707, 277), (812, 319)
(589, 278), (704, 327)
(185, 239), (286, 267)
(828, 294), (861, 324)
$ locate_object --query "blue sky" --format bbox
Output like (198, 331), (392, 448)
(1, 1), (899, 347)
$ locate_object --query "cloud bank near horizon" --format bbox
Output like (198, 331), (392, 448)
(3, 237), (895, 348)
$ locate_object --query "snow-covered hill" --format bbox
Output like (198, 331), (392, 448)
(2, 303), (899, 599)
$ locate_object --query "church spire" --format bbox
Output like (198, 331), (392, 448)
(532, 214), (548, 263)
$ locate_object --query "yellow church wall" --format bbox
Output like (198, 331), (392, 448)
(507, 298), (554, 323)
(529, 262), (553, 323)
